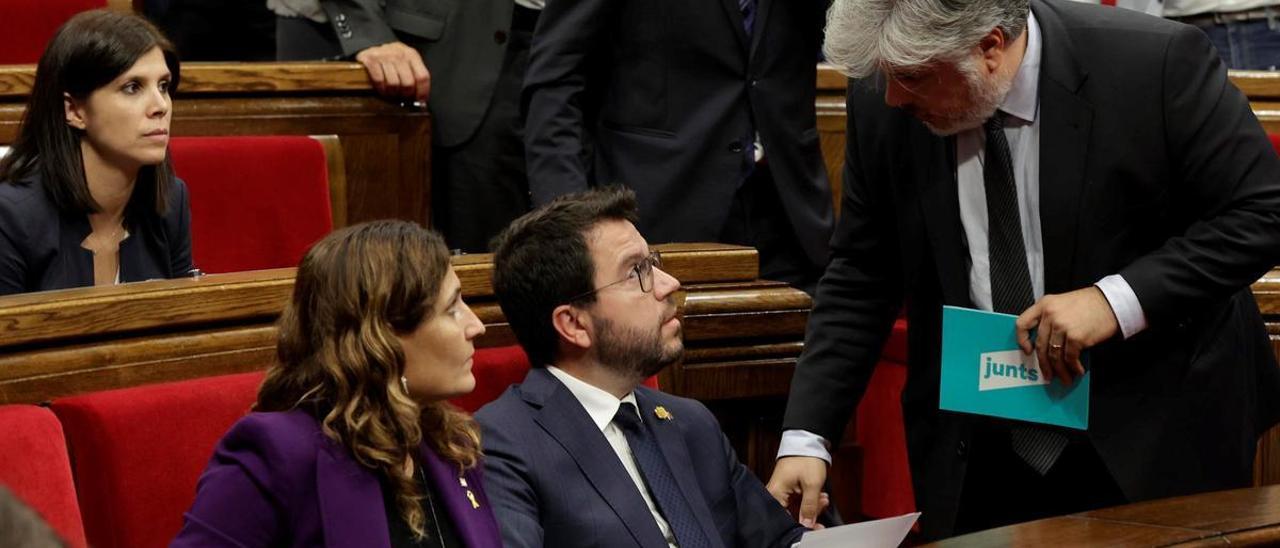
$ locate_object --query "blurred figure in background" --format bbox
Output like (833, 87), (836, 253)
(275, 0), (535, 253)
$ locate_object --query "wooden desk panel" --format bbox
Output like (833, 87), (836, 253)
(925, 486), (1280, 547)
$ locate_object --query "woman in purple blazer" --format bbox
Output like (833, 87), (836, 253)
(173, 221), (503, 547)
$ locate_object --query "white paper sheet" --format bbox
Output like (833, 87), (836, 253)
(796, 512), (921, 548)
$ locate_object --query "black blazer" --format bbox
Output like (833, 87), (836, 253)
(523, 0), (834, 266)
(782, 0), (1280, 538)
(0, 175), (194, 295)
(476, 368), (805, 548)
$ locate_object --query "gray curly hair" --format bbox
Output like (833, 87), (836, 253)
(823, 0), (1030, 77)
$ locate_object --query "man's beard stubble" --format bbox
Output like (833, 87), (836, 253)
(592, 313), (684, 381)
(923, 56), (1014, 137)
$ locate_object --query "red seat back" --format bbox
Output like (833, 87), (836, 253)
(0, 405), (87, 548)
(0, 0), (105, 65)
(51, 372), (265, 548)
(170, 136), (333, 273)
(1269, 133), (1280, 155)
(450, 345), (659, 412)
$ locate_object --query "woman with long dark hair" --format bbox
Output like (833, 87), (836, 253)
(174, 220), (501, 547)
(0, 9), (192, 295)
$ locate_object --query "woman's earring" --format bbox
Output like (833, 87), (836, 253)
(400, 376), (410, 394)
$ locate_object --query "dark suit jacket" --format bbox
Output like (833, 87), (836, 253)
(173, 410), (504, 548)
(782, 0), (1280, 538)
(280, 0), (513, 147)
(0, 175), (193, 296)
(476, 368), (805, 548)
(523, 0), (833, 266)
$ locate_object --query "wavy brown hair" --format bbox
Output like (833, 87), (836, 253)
(257, 220), (482, 540)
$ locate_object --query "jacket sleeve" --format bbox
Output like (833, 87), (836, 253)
(172, 416), (294, 547)
(522, 0), (618, 205)
(0, 193), (30, 296)
(1119, 25), (1280, 325)
(781, 81), (905, 444)
(476, 408), (545, 548)
(318, 0), (399, 57)
(167, 179), (194, 277)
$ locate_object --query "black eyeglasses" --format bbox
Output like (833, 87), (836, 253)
(568, 251), (663, 302)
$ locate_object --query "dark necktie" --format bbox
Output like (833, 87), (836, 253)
(983, 114), (1069, 476)
(613, 403), (712, 548)
(738, 0), (756, 36)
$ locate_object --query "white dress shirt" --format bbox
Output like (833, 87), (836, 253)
(778, 13), (1148, 463)
(545, 366), (678, 548)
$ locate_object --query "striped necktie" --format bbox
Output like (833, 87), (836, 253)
(983, 113), (1069, 476)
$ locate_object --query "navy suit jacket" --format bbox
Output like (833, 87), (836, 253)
(476, 368), (804, 548)
(0, 175), (193, 295)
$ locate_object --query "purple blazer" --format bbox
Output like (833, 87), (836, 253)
(172, 410), (503, 547)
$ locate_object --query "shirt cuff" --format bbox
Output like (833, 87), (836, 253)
(1095, 274), (1149, 339)
(777, 429), (833, 464)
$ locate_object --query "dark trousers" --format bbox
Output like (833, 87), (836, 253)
(432, 8), (535, 253)
(950, 423), (1127, 537)
(720, 165), (822, 295)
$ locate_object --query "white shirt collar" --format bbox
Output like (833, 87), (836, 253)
(546, 365), (640, 431)
(1001, 12), (1042, 123)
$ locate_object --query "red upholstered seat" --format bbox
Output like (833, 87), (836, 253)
(856, 319), (916, 518)
(170, 136), (333, 273)
(0, 0), (104, 64)
(0, 405), (87, 548)
(1269, 133), (1280, 154)
(51, 372), (264, 548)
(450, 344), (660, 413)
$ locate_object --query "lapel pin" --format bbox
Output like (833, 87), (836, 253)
(460, 477), (480, 509)
(654, 406), (673, 421)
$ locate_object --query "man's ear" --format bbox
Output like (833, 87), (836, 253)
(977, 27), (1007, 73)
(551, 303), (593, 351)
(64, 92), (87, 131)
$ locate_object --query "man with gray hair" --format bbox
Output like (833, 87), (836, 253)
(769, 0), (1280, 539)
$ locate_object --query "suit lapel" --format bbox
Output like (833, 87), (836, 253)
(635, 391), (726, 548)
(316, 442), (391, 548)
(1033, 0), (1093, 294)
(915, 129), (974, 307)
(418, 445), (503, 548)
(718, 0), (751, 52)
(524, 370), (670, 548)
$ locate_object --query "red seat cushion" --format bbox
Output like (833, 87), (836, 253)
(51, 372), (264, 548)
(170, 136), (333, 273)
(0, 405), (87, 548)
(856, 319), (916, 518)
(452, 345), (533, 413)
(0, 0), (105, 65)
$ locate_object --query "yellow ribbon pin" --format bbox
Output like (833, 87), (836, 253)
(654, 406), (673, 421)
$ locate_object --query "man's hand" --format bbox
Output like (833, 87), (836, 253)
(1015, 286), (1119, 386)
(766, 456), (828, 528)
(354, 41), (430, 102)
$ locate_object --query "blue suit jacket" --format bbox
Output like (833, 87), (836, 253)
(475, 368), (804, 548)
(173, 410), (503, 548)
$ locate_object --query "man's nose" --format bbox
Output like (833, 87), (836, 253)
(652, 267), (680, 299)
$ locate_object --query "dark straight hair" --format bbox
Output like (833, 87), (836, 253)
(491, 186), (640, 367)
(0, 9), (181, 218)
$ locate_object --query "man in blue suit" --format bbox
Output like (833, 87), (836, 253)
(477, 187), (808, 548)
